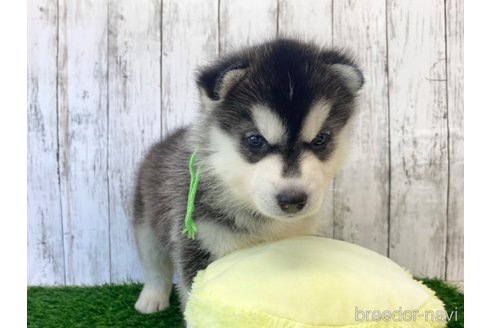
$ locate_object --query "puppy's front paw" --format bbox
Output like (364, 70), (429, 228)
(135, 287), (170, 314)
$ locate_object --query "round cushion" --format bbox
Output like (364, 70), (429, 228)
(184, 236), (446, 327)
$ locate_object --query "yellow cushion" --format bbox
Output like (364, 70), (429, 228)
(185, 236), (446, 327)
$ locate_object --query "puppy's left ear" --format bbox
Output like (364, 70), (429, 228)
(320, 50), (364, 94)
(328, 63), (364, 94)
(197, 60), (249, 107)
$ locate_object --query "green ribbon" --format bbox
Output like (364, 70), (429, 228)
(183, 149), (201, 240)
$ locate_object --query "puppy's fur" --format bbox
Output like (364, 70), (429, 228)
(133, 38), (364, 314)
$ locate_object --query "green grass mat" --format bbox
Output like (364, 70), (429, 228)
(28, 279), (463, 327)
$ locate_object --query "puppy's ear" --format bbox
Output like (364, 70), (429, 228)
(197, 60), (248, 106)
(319, 50), (364, 94)
(328, 64), (364, 94)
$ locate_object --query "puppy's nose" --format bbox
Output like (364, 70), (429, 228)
(276, 191), (308, 214)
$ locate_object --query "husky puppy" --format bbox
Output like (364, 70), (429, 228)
(133, 38), (364, 314)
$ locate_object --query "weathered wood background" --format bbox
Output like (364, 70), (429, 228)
(28, 0), (463, 285)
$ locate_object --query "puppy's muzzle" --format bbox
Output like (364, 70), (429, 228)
(276, 190), (307, 214)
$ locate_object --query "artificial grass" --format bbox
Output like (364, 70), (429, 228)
(420, 278), (464, 328)
(28, 280), (463, 327)
(28, 284), (185, 328)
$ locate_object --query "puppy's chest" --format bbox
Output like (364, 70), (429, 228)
(196, 217), (319, 259)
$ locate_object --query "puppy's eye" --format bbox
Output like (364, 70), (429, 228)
(311, 133), (330, 147)
(246, 135), (267, 149)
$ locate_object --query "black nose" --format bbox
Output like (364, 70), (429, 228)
(276, 191), (308, 214)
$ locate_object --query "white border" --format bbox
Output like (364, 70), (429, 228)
(0, 0), (27, 327)
(465, 1), (492, 326)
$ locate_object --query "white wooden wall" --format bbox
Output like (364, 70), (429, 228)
(28, 0), (463, 285)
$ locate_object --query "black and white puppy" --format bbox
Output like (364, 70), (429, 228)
(132, 38), (364, 313)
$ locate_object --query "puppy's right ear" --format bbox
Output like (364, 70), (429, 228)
(197, 60), (248, 107)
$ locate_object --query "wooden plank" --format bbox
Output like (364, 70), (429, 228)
(331, 0), (389, 255)
(27, 0), (65, 285)
(278, 0), (332, 46)
(219, 0), (277, 52)
(58, 0), (110, 285)
(445, 0), (464, 281)
(277, 0), (334, 237)
(107, 0), (162, 283)
(387, 0), (448, 278)
(161, 0), (219, 135)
